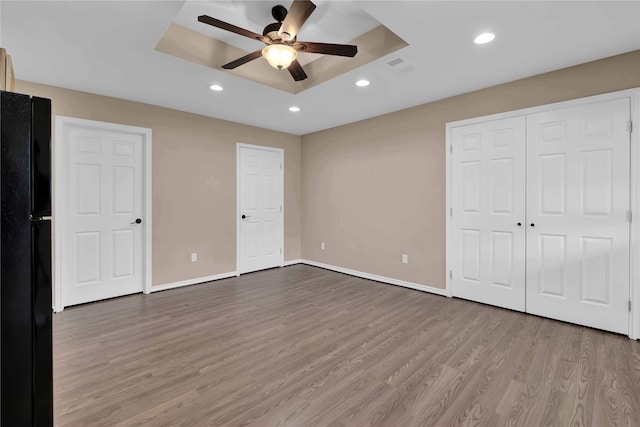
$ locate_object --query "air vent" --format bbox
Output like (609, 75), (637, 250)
(383, 56), (416, 74)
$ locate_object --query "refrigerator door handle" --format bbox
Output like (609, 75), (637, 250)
(29, 215), (52, 222)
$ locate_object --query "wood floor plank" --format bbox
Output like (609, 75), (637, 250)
(53, 265), (640, 426)
(434, 317), (531, 426)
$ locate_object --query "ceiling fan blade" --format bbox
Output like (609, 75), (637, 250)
(221, 50), (264, 70)
(278, 0), (316, 41)
(294, 41), (357, 57)
(287, 59), (308, 81)
(198, 15), (265, 42)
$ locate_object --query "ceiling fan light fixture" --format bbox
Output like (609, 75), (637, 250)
(262, 44), (297, 70)
(474, 32), (495, 45)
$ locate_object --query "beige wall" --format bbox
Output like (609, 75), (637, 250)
(301, 50), (640, 289)
(15, 80), (302, 286)
(15, 50), (640, 291)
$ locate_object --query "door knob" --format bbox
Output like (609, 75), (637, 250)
(131, 218), (142, 224)
(241, 214), (251, 219)
(530, 223), (535, 227)
(517, 222), (522, 227)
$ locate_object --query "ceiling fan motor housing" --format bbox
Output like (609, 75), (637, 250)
(262, 22), (284, 41)
(264, 5), (294, 42)
(272, 5), (288, 22)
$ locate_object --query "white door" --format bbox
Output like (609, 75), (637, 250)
(451, 117), (527, 311)
(61, 125), (145, 306)
(238, 144), (283, 274)
(526, 98), (631, 334)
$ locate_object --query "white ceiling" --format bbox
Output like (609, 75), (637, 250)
(1, 1), (639, 135)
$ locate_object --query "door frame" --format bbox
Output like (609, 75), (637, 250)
(53, 116), (152, 312)
(236, 142), (284, 275)
(446, 87), (640, 339)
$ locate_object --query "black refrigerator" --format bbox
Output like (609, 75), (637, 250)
(0, 90), (53, 426)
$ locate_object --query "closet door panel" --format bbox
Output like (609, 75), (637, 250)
(451, 117), (526, 311)
(526, 98), (630, 334)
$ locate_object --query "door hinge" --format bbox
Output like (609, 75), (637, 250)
(450, 207), (452, 217)
(280, 163), (283, 170)
(450, 145), (453, 154)
(628, 120), (633, 133)
(280, 248), (282, 255)
(627, 211), (632, 223)
(280, 206), (282, 213)
(449, 270), (452, 279)
(629, 300), (632, 312)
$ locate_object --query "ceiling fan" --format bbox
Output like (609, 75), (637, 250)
(197, 0), (358, 81)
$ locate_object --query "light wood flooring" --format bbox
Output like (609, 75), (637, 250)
(54, 264), (640, 426)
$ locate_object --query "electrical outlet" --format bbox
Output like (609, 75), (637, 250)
(321, 242), (325, 250)
(402, 254), (408, 264)
(191, 253), (198, 262)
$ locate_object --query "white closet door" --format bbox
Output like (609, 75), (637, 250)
(526, 98), (630, 334)
(451, 117), (526, 311)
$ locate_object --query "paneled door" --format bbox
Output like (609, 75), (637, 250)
(526, 98), (631, 334)
(237, 144), (283, 274)
(61, 124), (145, 307)
(451, 117), (527, 311)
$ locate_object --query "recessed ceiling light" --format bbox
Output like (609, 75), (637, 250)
(474, 33), (495, 45)
(289, 106), (300, 112)
(356, 79), (370, 87)
(209, 84), (223, 91)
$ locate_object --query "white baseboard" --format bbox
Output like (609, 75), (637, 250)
(299, 259), (447, 297)
(56, 261), (444, 308)
(151, 271), (237, 293)
(142, 259), (447, 297)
